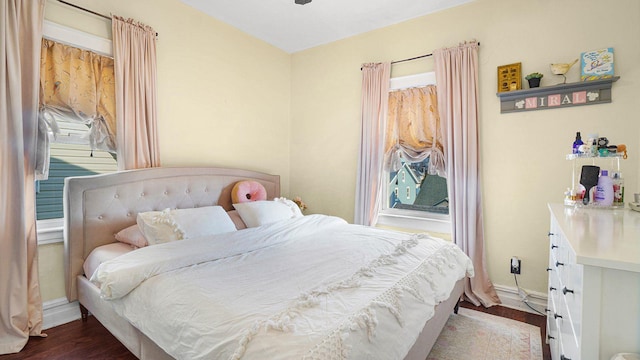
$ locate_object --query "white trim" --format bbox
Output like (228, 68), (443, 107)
(494, 284), (548, 315)
(37, 218), (64, 245)
(43, 20), (113, 57)
(42, 298), (81, 330)
(376, 210), (451, 233)
(390, 72), (436, 90)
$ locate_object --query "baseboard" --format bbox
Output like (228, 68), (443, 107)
(42, 298), (81, 330)
(494, 284), (547, 315)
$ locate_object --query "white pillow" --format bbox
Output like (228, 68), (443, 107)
(273, 197), (304, 218)
(136, 206), (237, 245)
(233, 200), (302, 228)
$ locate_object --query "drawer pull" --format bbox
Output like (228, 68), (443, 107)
(556, 261), (565, 267)
(561, 356), (571, 360)
(546, 268), (553, 272)
(549, 286), (557, 292)
(545, 308), (551, 313)
(547, 334), (555, 340)
(562, 287), (574, 295)
(554, 313), (563, 319)
(548, 232), (555, 236)
(551, 244), (559, 249)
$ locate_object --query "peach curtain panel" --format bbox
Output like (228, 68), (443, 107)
(385, 85), (445, 176)
(112, 15), (160, 170)
(434, 42), (500, 307)
(38, 39), (116, 177)
(0, 0), (46, 354)
(354, 62), (391, 226)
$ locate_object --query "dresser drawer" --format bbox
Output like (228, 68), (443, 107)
(547, 313), (560, 360)
(556, 315), (580, 360)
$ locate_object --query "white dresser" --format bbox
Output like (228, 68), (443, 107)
(547, 204), (640, 360)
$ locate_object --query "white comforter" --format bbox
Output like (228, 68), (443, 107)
(91, 215), (474, 360)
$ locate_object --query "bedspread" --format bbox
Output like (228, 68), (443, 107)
(91, 215), (474, 360)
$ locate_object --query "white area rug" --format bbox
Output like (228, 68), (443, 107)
(427, 308), (543, 360)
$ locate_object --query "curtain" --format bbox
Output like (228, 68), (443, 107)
(38, 39), (116, 179)
(385, 85), (445, 176)
(354, 62), (391, 226)
(112, 15), (160, 170)
(0, 0), (46, 354)
(434, 42), (500, 307)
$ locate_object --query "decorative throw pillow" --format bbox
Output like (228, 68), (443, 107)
(136, 206), (237, 245)
(233, 200), (302, 228)
(114, 224), (148, 248)
(231, 180), (267, 203)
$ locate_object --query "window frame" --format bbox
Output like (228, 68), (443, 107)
(37, 21), (115, 240)
(377, 72), (451, 234)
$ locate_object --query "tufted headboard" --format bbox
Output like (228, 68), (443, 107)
(63, 167), (280, 301)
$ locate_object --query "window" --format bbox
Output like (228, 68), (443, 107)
(377, 72), (450, 233)
(35, 123), (117, 220)
(36, 21), (116, 222)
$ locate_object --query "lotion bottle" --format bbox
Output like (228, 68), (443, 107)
(594, 169), (613, 206)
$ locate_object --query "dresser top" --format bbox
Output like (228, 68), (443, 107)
(548, 203), (640, 272)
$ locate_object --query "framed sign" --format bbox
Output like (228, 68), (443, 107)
(497, 62), (522, 93)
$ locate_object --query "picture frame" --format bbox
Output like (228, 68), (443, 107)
(580, 48), (614, 81)
(497, 62), (522, 93)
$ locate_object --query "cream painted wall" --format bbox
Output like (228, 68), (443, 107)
(290, 0), (640, 294)
(38, 243), (66, 301)
(39, 0), (292, 302)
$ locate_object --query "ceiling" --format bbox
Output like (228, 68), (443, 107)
(179, 0), (474, 53)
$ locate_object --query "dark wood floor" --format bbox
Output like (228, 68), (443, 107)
(1, 302), (550, 360)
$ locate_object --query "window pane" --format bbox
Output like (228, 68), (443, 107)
(387, 157), (449, 214)
(35, 142), (117, 220)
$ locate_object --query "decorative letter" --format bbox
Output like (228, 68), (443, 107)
(548, 94), (561, 106)
(573, 91), (587, 104)
(562, 94), (572, 105)
(538, 97), (546, 107)
(525, 97), (538, 109)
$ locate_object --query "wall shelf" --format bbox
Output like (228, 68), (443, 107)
(497, 76), (619, 113)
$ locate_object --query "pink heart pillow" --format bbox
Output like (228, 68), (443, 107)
(231, 180), (267, 203)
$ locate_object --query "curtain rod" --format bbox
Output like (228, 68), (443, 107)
(392, 42), (480, 65)
(57, 0), (110, 20)
(362, 42), (480, 70)
(56, 0), (159, 37)
(391, 53), (432, 65)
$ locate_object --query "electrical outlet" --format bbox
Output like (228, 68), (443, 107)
(510, 257), (521, 274)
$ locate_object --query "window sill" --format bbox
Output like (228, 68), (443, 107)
(37, 218), (64, 245)
(376, 209), (451, 234)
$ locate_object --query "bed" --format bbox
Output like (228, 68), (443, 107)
(63, 167), (472, 360)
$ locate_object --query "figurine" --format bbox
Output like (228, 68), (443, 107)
(550, 59), (578, 84)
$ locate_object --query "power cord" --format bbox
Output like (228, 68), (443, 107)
(514, 273), (545, 316)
